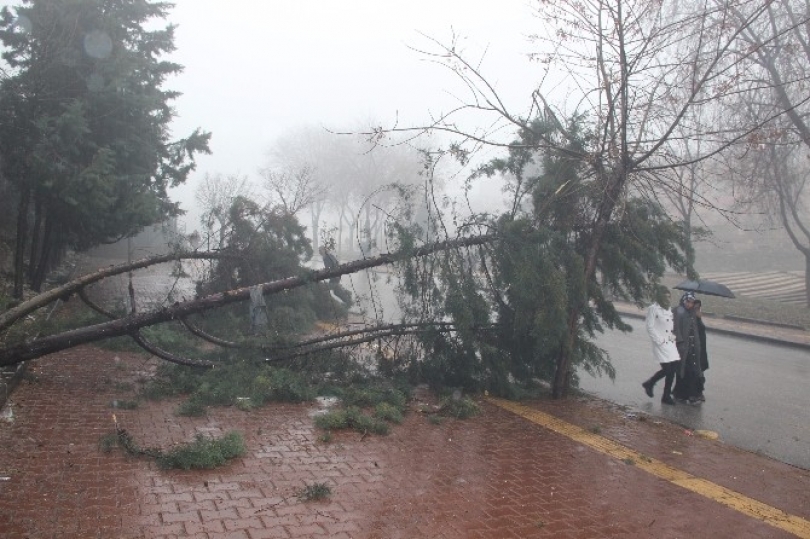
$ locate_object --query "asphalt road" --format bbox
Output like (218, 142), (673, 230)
(579, 318), (810, 470)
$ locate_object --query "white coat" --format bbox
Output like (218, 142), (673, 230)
(645, 303), (680, 364)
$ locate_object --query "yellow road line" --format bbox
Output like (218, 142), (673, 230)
(488, 397), (810, 539)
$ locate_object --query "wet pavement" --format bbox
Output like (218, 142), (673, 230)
(1, 346), (809, 538)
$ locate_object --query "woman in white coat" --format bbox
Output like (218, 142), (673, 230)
(642, 291), (681, 405)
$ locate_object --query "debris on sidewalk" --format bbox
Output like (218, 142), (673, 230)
(695, 429), (720, 440)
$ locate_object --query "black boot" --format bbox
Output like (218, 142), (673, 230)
(661, 395), (676, 405)
(642, 380), (654, 398)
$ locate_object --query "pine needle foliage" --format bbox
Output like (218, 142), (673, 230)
(399, 115), (690, 395)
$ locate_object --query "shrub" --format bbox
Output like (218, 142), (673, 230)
(440, 396), (480, 419)
(374, 402), (403, 424)
(156, 432), (246, 470)
(177, 398), (206, 417)
(297, 482), (331, 501)
(314, 406), (389, 435)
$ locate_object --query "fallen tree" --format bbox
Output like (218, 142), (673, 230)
(0, 234), (494, 368)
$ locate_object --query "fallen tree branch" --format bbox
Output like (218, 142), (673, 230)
(0, 234), (495, 367)
(179, 317), (242, 348)
(78, 288), (215, 367)
(130, 331), (216, 368)
(0, 250), (233, 333)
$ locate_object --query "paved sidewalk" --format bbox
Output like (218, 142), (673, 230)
(1, 347), (809, 538)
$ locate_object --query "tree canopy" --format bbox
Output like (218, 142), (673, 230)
(0, 0), (210, 295)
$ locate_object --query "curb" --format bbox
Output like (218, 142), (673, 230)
(617, 309), (810, 351)
(722, 314), (807, 331)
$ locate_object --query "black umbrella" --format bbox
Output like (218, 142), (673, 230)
(673, 279), (735, 299)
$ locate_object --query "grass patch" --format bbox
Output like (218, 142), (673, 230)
(440, 396), (480, 419)
(177, 398), (206, 417)
(314, 406), (390, 435)
(100, 428), (246, 470)
(140, 360), (316, 410)
(374, 402), (404, 424)
(156, 432), (246, 470)
(297, 482), (331, 501)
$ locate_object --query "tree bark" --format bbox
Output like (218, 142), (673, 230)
(0, 250), (235, 333)
(31, 215), (54, 292)
(13, 187), (31, 300)
(552, 170), (624, 398)
(27, 196), (42, 284)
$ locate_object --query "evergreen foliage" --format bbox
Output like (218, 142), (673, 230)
(400, 116), (690, 395)
(195, 196), (350, 341)
(140, 359), (316, 409)
(155, 432), (246, 470)
(0, 0), (210, 293)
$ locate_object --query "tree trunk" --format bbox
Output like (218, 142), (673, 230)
(12, 187), (31, 299)
(27, 196), (42, 284)
(552, 170), (624, 398)
(0, 234), (495, 367)
(31, 216), (54, 292)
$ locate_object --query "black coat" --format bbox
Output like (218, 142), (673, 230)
(697, 317), (709, 371)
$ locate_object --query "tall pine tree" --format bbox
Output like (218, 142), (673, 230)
(0, 0), (210, 295)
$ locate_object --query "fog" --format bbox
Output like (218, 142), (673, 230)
(164, 0), (543, 230)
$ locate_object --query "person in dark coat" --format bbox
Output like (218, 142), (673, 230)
(693, 299), (709, 401)
(672, 292), (704, 404)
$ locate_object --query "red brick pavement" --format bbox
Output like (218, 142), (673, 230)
(1, 347), (808, 538)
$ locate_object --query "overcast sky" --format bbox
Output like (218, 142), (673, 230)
(164, 0), (542, 227)
(0, 0), (545, 228)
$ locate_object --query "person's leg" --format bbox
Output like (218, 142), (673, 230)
(642, 367), (666, 397)
(661, 362), (677, 405)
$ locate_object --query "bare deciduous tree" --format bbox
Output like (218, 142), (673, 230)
(259, 165), (327, 216)
(383, 0), (784, 396)
(722, 0), (810, 305)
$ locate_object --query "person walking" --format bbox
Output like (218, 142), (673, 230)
(693, 298), (709, 402)
(642, 290), (680, 405)
(672, 292), (704, 404)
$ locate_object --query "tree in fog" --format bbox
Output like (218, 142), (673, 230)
(386, 0), (783, 397)
(259, 165), (325, 217)
(0, 0), (210, 298)
(195, 173), (254, 251)
(721, 0), (810, 306)
(265, 125), (428, 255)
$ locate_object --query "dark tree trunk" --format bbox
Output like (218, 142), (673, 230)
(28, 196), (42, 284)
(12, 187), (31, 299)
(31, 216), (54, 292)
(552, 170), (624, 399)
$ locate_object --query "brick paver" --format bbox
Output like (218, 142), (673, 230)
(1, 346), (808, 538)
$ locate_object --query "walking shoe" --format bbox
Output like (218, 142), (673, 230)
(695, 393), (706, 402)
(661, 396), (676, 405)
(642, 381), (654, 398)
(687, 397), (702, 405)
